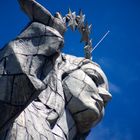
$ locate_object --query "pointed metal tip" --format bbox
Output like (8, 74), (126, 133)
(89, 24), (92, 30)
(68, 8), (72, 13)
(107, 30), (110, 33)
(54, 12), (63, 21)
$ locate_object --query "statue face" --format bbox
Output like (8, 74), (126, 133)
(63, 62), (112, 133)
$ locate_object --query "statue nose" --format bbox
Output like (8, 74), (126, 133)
(98, 86), (112, 103)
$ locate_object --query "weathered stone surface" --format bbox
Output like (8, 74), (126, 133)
(0, 40), (111, 140)
(0, 75), (13, 102)
(18, 0), (66, 36)
(0, 0), (112, 139)
(0, 46), (111, 140)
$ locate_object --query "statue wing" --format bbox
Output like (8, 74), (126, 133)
(18, 0), (54, 25)
(0, 20), (64, 132)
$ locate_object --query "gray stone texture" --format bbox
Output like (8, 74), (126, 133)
(18, 0), (66, 36)
(0, 22), (111, 139)
(0, 0), (111, 139)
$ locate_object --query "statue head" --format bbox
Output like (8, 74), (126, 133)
(62, 58), (112, 134)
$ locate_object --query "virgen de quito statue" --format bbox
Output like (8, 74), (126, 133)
(0, 0), (112, 139)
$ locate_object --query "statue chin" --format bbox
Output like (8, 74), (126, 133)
(65, 96), (105, 133)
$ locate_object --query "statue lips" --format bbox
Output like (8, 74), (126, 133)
(92, 96), (104, 112)
(81, 93), (104, 118)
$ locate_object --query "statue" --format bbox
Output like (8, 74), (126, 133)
(0, 0), (112, 139)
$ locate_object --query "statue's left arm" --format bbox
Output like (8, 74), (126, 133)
(0, 18), (64, 134)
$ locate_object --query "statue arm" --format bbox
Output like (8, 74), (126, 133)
(18, 0), (54, 25)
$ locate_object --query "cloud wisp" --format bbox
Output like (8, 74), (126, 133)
(109, 82), (121, 94)
(87, 123), (133, 140)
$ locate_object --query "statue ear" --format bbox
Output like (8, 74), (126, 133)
(18, 0), (54, 25)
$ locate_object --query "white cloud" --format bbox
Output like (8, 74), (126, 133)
(87, 123), (133, 140)
(109, 82), (121, 94)
(96, 57), (112, 69)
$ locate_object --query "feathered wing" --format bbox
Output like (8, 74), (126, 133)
(18, 0), (54, 25)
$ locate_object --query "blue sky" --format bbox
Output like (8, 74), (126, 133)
(0, 0), (140, 140)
